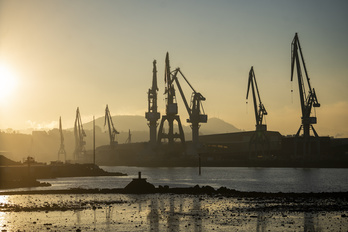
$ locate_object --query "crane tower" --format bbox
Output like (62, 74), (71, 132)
(157, 53), (185, 147)
(57, 116), (66, 162)
(105, 104), (119, 147)
(246, 66), (269, 157)
(145, 60), (160, 147)
(170, 68), (207, 150)
(73, 107), (86, 161)
(291, 33), (320, 157)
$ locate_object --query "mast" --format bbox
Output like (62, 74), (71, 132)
(57, 116), (67, 162)
(93, 116), (95, 165)
(125, 129), (132, 144)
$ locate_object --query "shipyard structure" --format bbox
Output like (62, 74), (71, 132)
(78, 34), (347, 167)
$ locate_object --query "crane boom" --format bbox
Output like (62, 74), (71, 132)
(105, 104), (119, 147)
(291, 33), (320, 138)
(170, 67), (207, 149)
(171, 69), (191, 115)
(246, 66), (267, 131)
(73, 107), (86, 160)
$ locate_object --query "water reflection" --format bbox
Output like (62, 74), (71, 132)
(256, 211), (267, 232)
(304, 212), (322, 232)
(0, 194), (345, 231)
(147, 197), (159, 232)
(192, 196), (202, 232)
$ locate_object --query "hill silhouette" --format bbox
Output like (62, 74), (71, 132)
(83, 115), (240, 136)
(0, 116), (240, 163)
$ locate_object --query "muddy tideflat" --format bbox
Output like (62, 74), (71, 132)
(0, 192), (347, 231)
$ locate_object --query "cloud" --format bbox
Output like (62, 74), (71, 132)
(25, 120), (58, 131)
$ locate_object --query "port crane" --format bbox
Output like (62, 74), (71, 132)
(145, 60), (160, 147)
(291, 33), (321, 157)
(73, 107), (86, 160)
(104, 104), (119, 147)
(291, 33), (320, 139)
(246, 66), (269, 156)
(157, 53), (186, 148)
(246, 66), (268, 131)
(125, 129), (132, 144)
(170, 67), (207, 149)
(57, 116), (66, 162)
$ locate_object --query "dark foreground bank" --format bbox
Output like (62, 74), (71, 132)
(2, 184), (348, 200)
(0, 163), (127, 189)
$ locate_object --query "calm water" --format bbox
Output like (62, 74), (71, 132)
(2, 167), (348, 193)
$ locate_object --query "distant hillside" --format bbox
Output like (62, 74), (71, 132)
(0, 116), (241, 163)
(200, 117), (240, 135)
(83, 115), (149, 132)
(83, 115), (240, 136)
(0, 154), (20, 165)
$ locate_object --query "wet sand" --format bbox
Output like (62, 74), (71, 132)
(0, 190), (347, 231)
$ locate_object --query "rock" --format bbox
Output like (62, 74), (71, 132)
(123, 172), (155, 194)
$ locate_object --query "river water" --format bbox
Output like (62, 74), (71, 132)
(2, 166), (348, 193)
(1, 167), (348, 231)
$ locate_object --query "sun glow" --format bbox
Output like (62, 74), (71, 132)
(0, 64), (18, 104)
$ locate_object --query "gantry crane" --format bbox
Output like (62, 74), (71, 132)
(145, 60), (160, 147)
(105, 104), (119, 147)
(291, 33), (320, 138)
(291, 33), (320, 157)
(246, 66), (269, 157)
(57, 116), (66, 162)
(170, 68), (207, 149)
(73, 107), (86, 160)
(157, 53), (186, 147)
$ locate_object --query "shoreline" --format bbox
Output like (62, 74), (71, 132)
(2, 185), (348, 199)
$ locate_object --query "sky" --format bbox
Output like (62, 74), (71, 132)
(0, 0), (347, 137)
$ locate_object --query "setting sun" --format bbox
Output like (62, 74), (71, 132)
(0, 64), (17, 104)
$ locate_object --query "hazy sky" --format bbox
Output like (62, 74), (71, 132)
(0, 0), (347, 137)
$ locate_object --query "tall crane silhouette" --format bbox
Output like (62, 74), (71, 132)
(73, 107), (86, 161)
(157, 53), (185, 148)
(246, 66), (269, 157)
(170, 68), (207, 150)
(145, 60), (160, 147)
(246, 66), (267, 131)
(291, 33), (320, 137)
(104, 104), (119, 147)
(291, 33), (320, 157)
(57, 116), (66, 162)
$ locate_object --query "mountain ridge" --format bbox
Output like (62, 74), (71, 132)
(82, 115), (240, 135)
